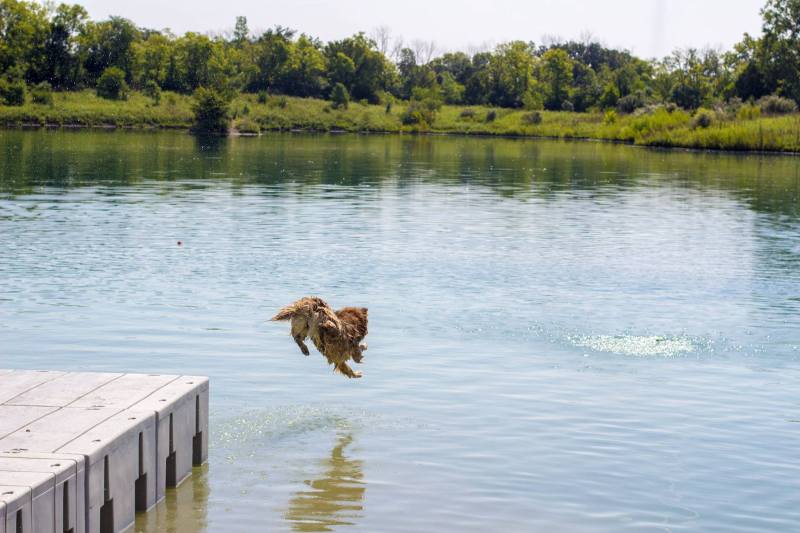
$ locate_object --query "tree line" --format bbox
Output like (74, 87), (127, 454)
(1, 0), (799, 113)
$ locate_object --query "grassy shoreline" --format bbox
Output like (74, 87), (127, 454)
(2, 91), (800, 153)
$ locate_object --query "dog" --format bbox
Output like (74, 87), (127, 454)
(271, 297), (368, 379)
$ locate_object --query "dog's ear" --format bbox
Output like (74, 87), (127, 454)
(361, 307), (368, 314)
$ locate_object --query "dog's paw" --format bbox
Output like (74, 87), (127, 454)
(300, 345), (310, 356)
(351, 371), (363, 378)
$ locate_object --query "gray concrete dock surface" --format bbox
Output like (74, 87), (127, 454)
(0, 370), (209, 533)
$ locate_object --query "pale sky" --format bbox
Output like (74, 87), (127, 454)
(74, 0), (765, 59)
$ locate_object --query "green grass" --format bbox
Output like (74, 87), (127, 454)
(0, 90), (194, 128)
(2, 90), (800, 152)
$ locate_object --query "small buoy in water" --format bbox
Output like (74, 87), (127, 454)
(177, 241), (183, 246)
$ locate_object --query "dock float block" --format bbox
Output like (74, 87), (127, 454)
(0, 370), (209, 533)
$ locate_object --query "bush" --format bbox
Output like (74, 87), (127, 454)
(603, 109), (618, 125)
(277, 95), (288, 109)
(235, 117), (260, 135)
(522, 89), (544, 111)
(561, 100), (574, 112)
(143, 80), (161, 105)
(617, 91), (649, 114)
(401, 101), (436, 126)
(257, 91), (268, 104)
(599, 83), (620, 109)
(331, 83), (349, 109)
(758, 95), (797, 115)
(737, 103), (761, 120)
(30, 82), (53, 105)
(385, 101), (392, 114)
(692, 109), (714, 129)
(191, 87), (230, 133)
(664, 102), (679, 113)
(96, 67), (129, 100)
(400, 101), (435, 126)
(485, 109), (497, 122)
(521, 111), (542, 125)
(0, 78), (26, 106)
(402, 91), (442, 126)
(725, 97), (743, 114)
(459, 108), (476, 119)
(633, 104), (662, 117)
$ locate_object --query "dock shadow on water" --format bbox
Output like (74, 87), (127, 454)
(134, 464), (210, 533)
(284, 433), (365, 532)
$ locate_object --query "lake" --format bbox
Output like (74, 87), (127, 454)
(1, 130), (799, 532)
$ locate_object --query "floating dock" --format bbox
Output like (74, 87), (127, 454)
(0, 370), (209, 533)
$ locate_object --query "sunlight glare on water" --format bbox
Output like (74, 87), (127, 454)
(572, 335), (696, 357)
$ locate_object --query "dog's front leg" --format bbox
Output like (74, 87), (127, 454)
(351, 344), (367, 363)
(293, 335), (310, 356)
(334, 362), (362, 379)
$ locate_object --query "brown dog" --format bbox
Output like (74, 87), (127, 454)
(271, 297), (368, 379)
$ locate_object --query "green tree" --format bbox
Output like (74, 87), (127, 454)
(663, 49), (716, 109)
(191, 87), (230, 132)
(438, 71), (464, 104)
(539, 48), (574, 110)
(330, 82), (349, 108)
(96, 66), (129, 99)
(0, 76), (26, 105)
(758, 0), (800, 102)
(488, 41), (536, 107)
(325, 33), (390, 102)
(569, 62), (601, 111)
(42, 3), (88, 88)
(179, 33), (214, 91)
(730, 34), (771, 101)
(464, 52), (491, 105)
(283, 34), (326, 97)
(246, 27), (293, 92)
(233, 16), (249, 45)
(81, 17), (140, 83)
(143, 79), (161, 104)
(598, 81), (620, 109)
(0, 0), (49, 80)
(430, 52), (473, 85)
(132, 32), (172, 88)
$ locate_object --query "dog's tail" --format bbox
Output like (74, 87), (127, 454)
(271, 303), (302, 321)
(271, 298), (337, 329)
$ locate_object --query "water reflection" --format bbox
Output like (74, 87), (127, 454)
(285, 433), (365, 532)
(194, 134), (229, 158)
(1, 130), (798, 220)
(134, 464), (209, 533)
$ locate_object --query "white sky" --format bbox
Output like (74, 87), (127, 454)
(74, 0), (765, 59)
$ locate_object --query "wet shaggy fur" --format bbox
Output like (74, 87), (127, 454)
(271, 297), (369, 379)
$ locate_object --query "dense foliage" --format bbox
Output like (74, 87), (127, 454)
(0, 0), (799, 115)
(191, 87), (230, 132)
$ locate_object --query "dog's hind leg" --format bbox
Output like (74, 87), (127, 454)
(294, 335), (310, 356)
(334, 362), (362, 379)
(291, 316), (310, 356)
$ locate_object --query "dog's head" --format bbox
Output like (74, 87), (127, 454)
(336, 307), (368, 340)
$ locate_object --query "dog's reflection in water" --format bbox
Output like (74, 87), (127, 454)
(285, 433), (365, 532)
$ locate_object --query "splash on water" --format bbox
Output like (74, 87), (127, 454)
(572, 334), (695, 357)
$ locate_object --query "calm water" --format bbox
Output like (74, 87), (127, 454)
(1, 130), (800, 532)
